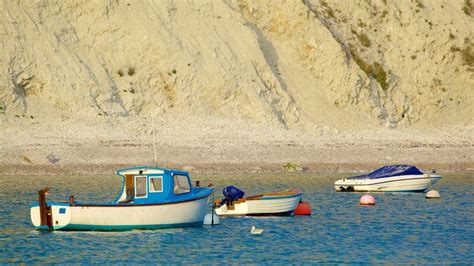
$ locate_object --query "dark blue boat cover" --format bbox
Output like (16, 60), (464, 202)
(348, 165), (423, 179)
(220, 186), (245, 205)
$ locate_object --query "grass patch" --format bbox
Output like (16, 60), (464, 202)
(353, 30), (371, 47)
(351, 48), (389, 91)
(357, 19), (367, 28)
(450, 46), (461, 52)
(463, 0), (474, 16)
(320, 0), (336, 19)
(372, 62), (388, 91)
(415, 0), (425, 9)
(20, 155), (33, 164)
(461, 45), (474, 67)
(127, 67), (135, 76)
(282, 162), (302, 172)
(358, 33), (371, 47)
(451, 39), (474, 67)
(351, 49), (371, 74)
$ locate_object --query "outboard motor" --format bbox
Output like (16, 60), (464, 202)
(220, 186), (245, 206)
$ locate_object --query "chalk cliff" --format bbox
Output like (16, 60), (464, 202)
(1, 0), (473, 130)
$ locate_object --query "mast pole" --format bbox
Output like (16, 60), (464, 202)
(152, 116), (158, 167)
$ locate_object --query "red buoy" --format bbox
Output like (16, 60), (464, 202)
(294, 201), (312, 215)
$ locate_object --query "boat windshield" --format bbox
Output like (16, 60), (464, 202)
(349, 165), (423, 179)
(173, 175), (191, 194)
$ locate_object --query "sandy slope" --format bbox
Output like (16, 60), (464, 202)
(0, 1), (473, 175)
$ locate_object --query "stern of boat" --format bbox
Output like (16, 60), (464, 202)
(334, 178), (357, 192)
(30, 204), (71, 230)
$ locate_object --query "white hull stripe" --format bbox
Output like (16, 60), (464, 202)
(340, 176), (440, 187)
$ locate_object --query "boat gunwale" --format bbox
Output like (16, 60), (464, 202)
(337, 189), (427, 192)
(229, 191), (302, 203)
(246, 189), (301, 198)
(336, 176), (442, 187)
(30, 192), (212, 208)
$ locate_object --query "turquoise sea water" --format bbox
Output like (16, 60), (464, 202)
(0, 172), (473, 264)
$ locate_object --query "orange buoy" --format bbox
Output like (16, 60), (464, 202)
(294, 201), (312, 215)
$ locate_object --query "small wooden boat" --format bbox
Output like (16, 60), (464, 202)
(30, 166), (213, 231)
(214, 188), (303, 216)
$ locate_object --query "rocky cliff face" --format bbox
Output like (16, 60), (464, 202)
(0, 0), (472, 130)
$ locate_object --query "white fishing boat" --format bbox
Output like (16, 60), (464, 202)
(214, 186), (303, 216)
(30, 166), (213, 231)
(334, 165), (442, 192)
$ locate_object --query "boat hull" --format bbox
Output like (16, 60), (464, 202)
(215, 193), (302, 216)
(334, 174), (442, 192)
(31, 196), (210, 231)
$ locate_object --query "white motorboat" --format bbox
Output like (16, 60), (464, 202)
(214, 186), (302, 216)
(334, 165), (442, 192)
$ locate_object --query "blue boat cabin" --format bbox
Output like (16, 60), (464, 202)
(115, 166), (199, 205)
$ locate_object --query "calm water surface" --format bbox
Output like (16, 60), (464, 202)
(0, 172), (473, 264)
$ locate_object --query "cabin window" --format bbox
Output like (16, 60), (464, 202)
(135, 176), (147, 198)
(149, 177), (163, 192)
(173, 175), (191, 194)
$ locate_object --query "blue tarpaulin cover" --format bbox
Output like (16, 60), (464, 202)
(348, 165), (423, 179)
(220, 186), (245, 205)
